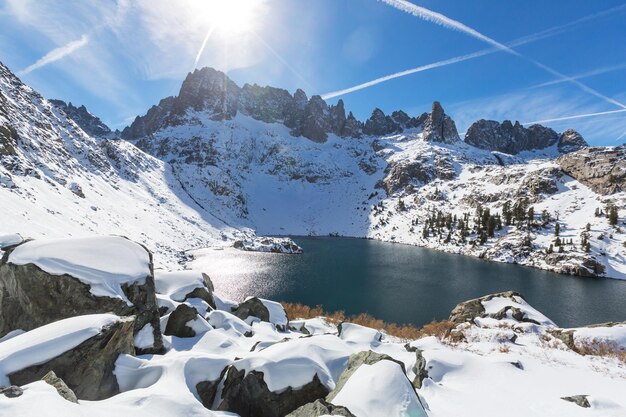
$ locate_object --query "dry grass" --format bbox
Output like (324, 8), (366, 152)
(282, 302), (455, 341)
(576, 340), (626, 364)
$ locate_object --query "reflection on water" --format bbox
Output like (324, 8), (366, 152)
(190, 237), (626, 328)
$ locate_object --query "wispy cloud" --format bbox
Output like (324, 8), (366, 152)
(18, 34), (89, 76)
(522, 108), (626, 125)
(326, 0), (626, 110)
(532, 62), (626, 88)
(449, 87), (626, 145)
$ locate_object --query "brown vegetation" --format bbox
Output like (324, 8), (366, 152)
(282, 302), (455, 341)
(576, 340), (626, 364)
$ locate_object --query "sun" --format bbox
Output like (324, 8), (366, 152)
(203, 0), (260, 36)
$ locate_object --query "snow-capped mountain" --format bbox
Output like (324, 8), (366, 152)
(1, 62), (624, 278)
(121, 68), (625, 279)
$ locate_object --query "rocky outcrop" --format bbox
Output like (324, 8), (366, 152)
(49, 100), (112, 138)
(557, 145), (626, 195)
(422, 101), (460, 144)
(380, 154), (456, 195)
(464, 119), (586, 154)
(0, 124), (18, 156)
(0, 240), (163, 352)
(217, 367), (329, 417)
(449, 291), (524, 324)
(9, 317), (135, 401)
(233, 237), (303, 254)
(286, 399), (356, 417)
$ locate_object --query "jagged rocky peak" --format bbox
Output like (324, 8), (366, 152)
(558, 128), (588, 153)
(175, 67), (240, 120)
(422, 101), (460, 144)
(49, 99), (112, 138)
(464, 118), (587, 155)
(362, 108), (428, 137)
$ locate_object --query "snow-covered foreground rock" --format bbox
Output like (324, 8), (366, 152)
(0, 236), (624, 417)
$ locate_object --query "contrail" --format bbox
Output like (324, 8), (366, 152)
(19, 35), (89, 76)
(192, 24), (216, 71)
(533, 62), (626, 88)
(323, 48), (493, 99)
(325, 1), (626, 109)
(615, 130), (626, 142)
(378, 0), (626, 109)
(521, 108), (626, 125)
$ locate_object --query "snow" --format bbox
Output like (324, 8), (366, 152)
(0, 233), (23, 249)
(134, 324), (155, 350)
(155, 271), (209, 302)
(482, 295), (555, 326)
(8, 236), (151, 304)
(0, 314), (122, 386)
(331, 360), (427, 417)
(258, 298), (289, 328)
(570, 324), (626, 347)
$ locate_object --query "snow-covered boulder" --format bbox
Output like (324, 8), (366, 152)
(217, 335), (354, 417)
(0, 314), (134, 400)
(0, 233), (22, 250)
(326, 350), (427, 417)
(233, 297), (290, 331)
(163, 304), (212, 338)
(233, 237), (304, 254)
(449, 291), (555, 327)
(154, 270), (216, 309)
(0, 236), (163, 352)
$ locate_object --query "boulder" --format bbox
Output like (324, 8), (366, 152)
(155, 271), (216, 309)
(561, 395), (591, 408)
(164, 304), (199, 338)
(217, 367), (329, 417)
(41, 371), (78, 403)
(327, 350), (427, 417)
(0, 236), (163, 353)
(8, 316), (135, 401)
(411, 349), (429, 389)
(232, 297), (271, 323)
(196, 367), (228, 409)
(286, 399), (356, 417)
(327, 351), (405, 403)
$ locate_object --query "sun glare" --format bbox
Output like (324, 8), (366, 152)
(204, 0), (259, 36)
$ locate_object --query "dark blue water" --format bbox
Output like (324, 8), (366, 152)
(201, 237), (626, 328)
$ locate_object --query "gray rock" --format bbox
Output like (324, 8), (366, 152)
(412, 349), (429, 389)
(217, 367), (329, 417)
(0, 240), (164, 353)
(363, 108), (401, 136)
(164, 304), (199, 338)
(561, 395), (591, 408)
(183, 273), (216, 309)
(9, 317), (135, 401)
(327, 350), (406, 403)
(232, 297), (270, 323)
(286, 399), (356, 417)
(422, 101), (460, 144)
(557, 145), (626, 195)
(41, 371), (78, 403)
(0, 385), (23, 398)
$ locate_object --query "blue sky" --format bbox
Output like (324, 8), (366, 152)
(1, 0), (625, 145)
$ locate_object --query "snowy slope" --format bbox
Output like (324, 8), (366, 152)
(0, 62), (248, 267)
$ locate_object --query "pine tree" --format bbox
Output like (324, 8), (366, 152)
(547, 244), (553, 254)
(554, 222), (560, 236)
(609, 206), (618, 226)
